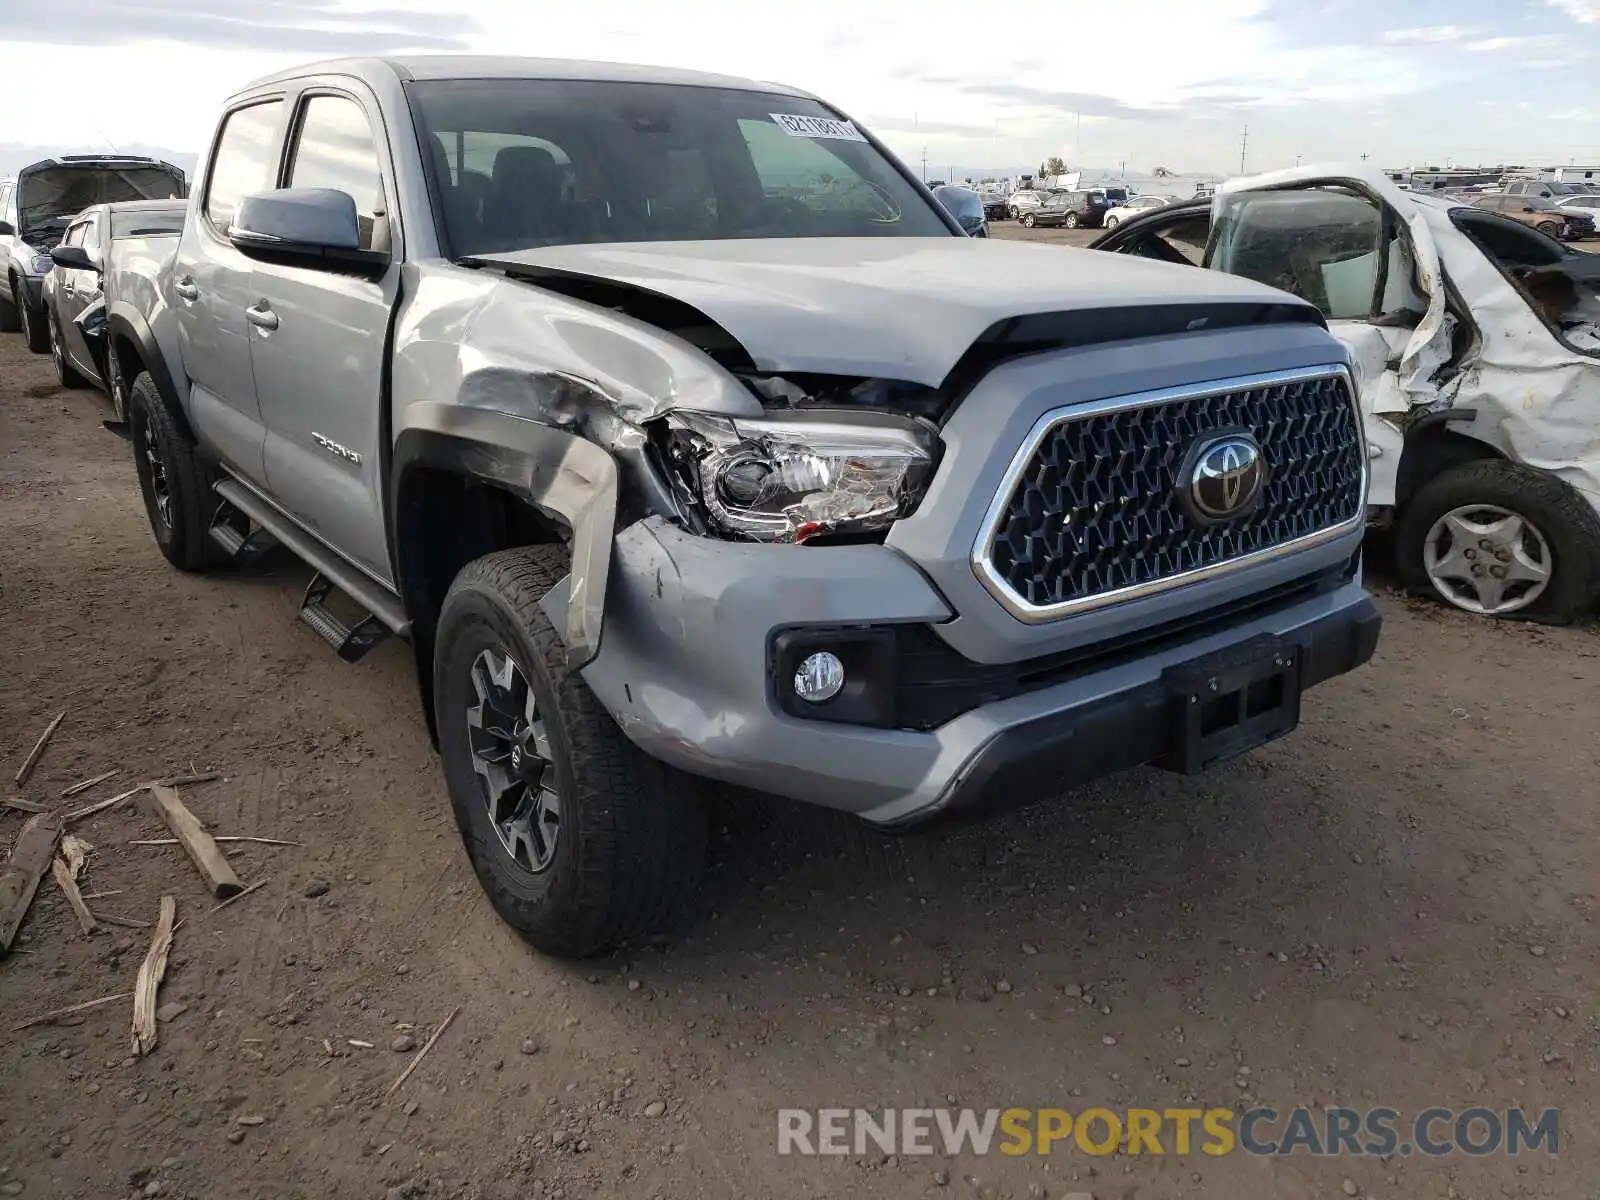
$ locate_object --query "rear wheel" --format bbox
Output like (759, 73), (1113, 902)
(1064, 212), (1080, 229)
(1396, 459), (1600, 624)
(48, 307), (90, 389)
(435, 546), (708, 957)
(128, 372), (224, 571)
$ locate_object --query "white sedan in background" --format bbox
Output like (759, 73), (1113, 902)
(1102, 194), (1173, 228)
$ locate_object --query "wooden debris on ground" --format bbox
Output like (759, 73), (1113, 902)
(51, 860), (98, 935)
(3, 797), (50, 815)
(63, 785), (145, 825)
(142, 785), (242, 899)
(129, 836), (301, 848)
(13, 711), (65, 786)
(209, 876), (270, 915)
(50, 833), (98, 937)
(95, 912), (150, 930)
(52, 833), (97, 935)
(0, 811), (63, 952)
(9, 990), (133, 1032)
(59, 834), (92, 876)
(60, 772), (222, 826)
(131, 896), (176, 1056)
(153, 772), (221, 788)
(59, 769), (120, 799)
(385, 1005), (461, 1099)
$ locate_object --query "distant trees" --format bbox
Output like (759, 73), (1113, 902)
(1042, 155), (1068, 177)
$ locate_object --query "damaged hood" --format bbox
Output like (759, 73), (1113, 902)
(15, 160), (186, 241)
(474, 237), (1313, 387)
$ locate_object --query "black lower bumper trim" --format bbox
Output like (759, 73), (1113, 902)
(885, 596), (1382, 828)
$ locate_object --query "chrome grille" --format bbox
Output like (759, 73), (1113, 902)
(974, 367), (1365, 620)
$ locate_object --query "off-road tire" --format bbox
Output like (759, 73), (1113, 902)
(48, 306), (89, 389)
(128, 371), (224, 571)
(15, 278), (48, 352)
(1020, 212), (1035, 228)
(0, 277), (19, 332)
(1395, 459), (1600, 625)
(435, 546), (708, 957)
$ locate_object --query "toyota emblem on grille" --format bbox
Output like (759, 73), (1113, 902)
(1185, 433), (1265, 522)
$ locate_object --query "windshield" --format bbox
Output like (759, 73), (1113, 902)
(19, 166), (186, 234)
(111, 206), (187, 238)
(409, 79), (952, 256)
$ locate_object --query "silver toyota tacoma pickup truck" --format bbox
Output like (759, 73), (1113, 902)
(117, 56), (1380, 956)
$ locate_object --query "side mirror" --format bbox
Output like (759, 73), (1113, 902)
(0, 220), (13, 236)
(50, 245), (98, 272)
(228, 188), (387, 278)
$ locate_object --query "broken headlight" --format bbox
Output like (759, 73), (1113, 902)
(661, 410), (938, 543)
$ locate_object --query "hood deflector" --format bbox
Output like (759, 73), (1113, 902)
(470, 251), (1322, 398)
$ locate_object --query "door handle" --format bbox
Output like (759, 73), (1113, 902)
(174, 277), (199, 302)
(245, 302), (278, 331)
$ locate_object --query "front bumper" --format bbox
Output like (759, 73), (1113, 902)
(912, 595), (1379, 827)
(557, 519), (1380, 828)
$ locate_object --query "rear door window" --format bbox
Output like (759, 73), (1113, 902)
(1452, 210), (1600, 357)
(205, 100), (285, 234)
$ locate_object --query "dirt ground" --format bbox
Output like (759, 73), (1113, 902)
(1, 319), (1596, 1200)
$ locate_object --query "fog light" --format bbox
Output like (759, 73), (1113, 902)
(793, 651), (845, 703)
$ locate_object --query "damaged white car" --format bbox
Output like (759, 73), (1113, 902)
(1093, 165), (1600, 623)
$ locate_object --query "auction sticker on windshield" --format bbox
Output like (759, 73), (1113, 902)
(769, 113), (867, 141)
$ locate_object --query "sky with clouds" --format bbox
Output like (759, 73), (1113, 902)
(2, 0), (1597, 176)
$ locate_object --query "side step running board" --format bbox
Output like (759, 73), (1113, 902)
(209, 496), (279, 565)
(299, 573), (393, 662)
(213, 479), (410, 663)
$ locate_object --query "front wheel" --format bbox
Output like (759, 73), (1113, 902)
(1104, 215), (1120, 229)
(1020, 212), (1035, 228)
(16, 282), (48, 353)
(1395, 459), (1600, 624)
(48, 308), (90, 389)
(0, 280), (19, 333)
(1536, 221), (1562, 238)
(435, 546), (708, 957)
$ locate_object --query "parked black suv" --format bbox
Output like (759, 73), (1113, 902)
(1018, 189), (1112, 229)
